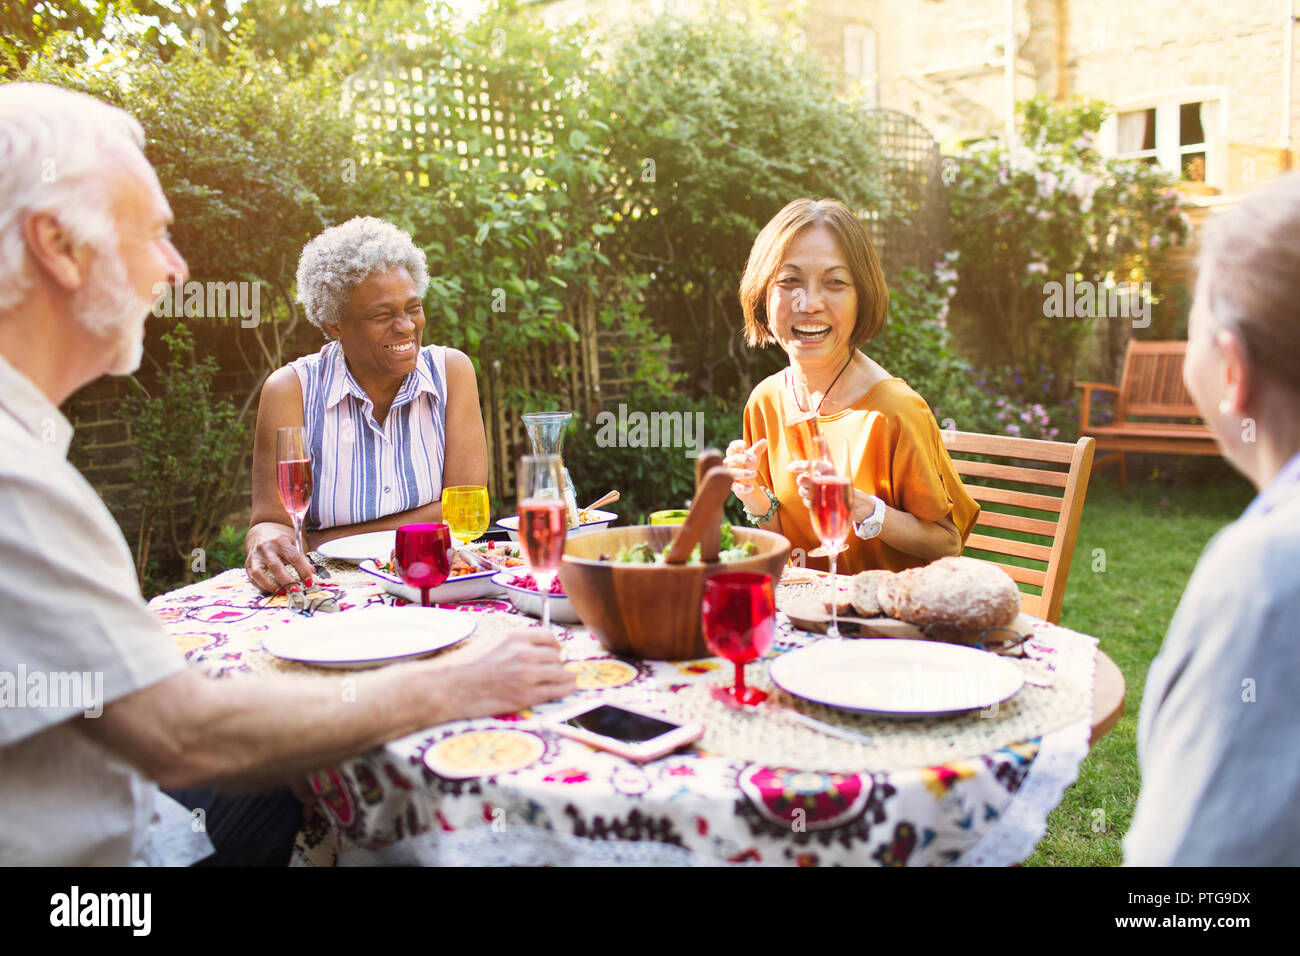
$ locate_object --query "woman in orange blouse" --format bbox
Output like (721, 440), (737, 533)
(724, 198), (979, 574)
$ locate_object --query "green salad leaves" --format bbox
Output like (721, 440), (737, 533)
(608, 523), (757, 564)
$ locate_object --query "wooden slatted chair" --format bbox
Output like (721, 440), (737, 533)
(940, 430), (1096, 625)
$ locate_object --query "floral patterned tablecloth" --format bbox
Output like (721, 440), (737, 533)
(150, 567), (1096, 867)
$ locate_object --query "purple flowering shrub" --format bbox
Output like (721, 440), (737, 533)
(873, 267), (1082, 441)
(871, 263), (997, 433)
(976, 364), (1080, 441)
(947, 96), (1189, 404)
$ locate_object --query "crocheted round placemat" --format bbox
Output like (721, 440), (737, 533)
(243, 606), (533, 677)
(656, 626), (1095, 773)
(160, 566), (1095, 772)
(156, 564), (535, 678)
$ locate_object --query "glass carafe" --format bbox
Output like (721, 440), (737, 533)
(521, 411), (581, 528)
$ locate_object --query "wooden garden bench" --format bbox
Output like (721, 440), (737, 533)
(1076, 340), (1219, 487)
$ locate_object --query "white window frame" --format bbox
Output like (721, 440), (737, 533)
(1100, 87), (1228, 188)
(844, 23), (879, 106)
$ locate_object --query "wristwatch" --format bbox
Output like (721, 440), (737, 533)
(854, 495), (886, 540)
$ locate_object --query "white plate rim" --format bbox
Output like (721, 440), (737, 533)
(768, 638), (1025, 716)
(260, 605), (475, 667)
(316, 530), (396, 563)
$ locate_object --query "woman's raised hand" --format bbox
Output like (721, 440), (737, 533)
(787, 457), (837, 512)
(724, 438), (768, 496)
(245, 523), (317, 594)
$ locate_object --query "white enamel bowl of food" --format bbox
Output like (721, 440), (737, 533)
(490, 572), (582, 625)
(358, 542), (526, 604)
(496, 508), (617, 542)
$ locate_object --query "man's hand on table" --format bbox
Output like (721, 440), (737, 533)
(444, 629), (577, 717)
(245, 522), (315, 594)
(84, 629), (577, 792)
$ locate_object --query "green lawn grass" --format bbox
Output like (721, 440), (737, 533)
(1022, 458), (1256, 866)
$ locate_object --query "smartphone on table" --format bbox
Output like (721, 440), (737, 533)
(544, 700), (704, 763)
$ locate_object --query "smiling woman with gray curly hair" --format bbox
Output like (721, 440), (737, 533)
(295, 216), (430, 332)
(244, 216), (488, 594)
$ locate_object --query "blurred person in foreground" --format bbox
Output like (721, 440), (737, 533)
(1124, 172), (1300, 865)
(0, 82), (573, 866)
(244, 217), (488, 594)
(724, 198), (979, 574)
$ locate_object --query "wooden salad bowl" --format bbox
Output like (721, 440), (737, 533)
(559, 524), (791, 660)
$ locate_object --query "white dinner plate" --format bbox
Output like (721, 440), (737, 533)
(261, 604), (475, 668)
(316, 531), (395, 564)
(768, 638), (1024, 717)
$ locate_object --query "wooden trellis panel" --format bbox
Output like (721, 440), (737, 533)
(482, 306), (596, 503)
(345, 60), (601, 504)
(862, 108), (950, 277)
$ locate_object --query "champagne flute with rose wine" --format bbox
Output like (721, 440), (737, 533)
(517, 455), (567, 631)
(276, 426), (313, 564)
(808, 433), (852, 638)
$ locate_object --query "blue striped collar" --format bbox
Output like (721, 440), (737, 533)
(321, 340), (440, 412)
(407, 350), (442, 403)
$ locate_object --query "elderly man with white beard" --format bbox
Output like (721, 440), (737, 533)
(0, 83), (574, 866)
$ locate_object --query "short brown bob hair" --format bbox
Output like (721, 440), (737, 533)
(738, 198), (889, 348)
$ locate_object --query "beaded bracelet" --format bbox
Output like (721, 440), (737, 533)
(743, 486), (780, 526)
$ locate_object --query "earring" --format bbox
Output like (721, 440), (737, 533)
(1219, 399), (1232, 415)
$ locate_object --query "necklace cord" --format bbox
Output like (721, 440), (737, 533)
(803, 353), (855, 416)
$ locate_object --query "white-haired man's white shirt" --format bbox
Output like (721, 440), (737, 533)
(0, 351), (212, 865)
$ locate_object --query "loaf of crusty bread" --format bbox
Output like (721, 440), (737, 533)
(849, 570), (895, 617)
(876, 556), (1020, 631)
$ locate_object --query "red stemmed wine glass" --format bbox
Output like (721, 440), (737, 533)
(394, 523), (453, 608)
(702, 571), (776, 707)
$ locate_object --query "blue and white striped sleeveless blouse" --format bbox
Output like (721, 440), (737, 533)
(290, 340), (448, 531)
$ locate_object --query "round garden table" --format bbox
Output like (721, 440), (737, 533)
(151, 563), (1124, 867)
